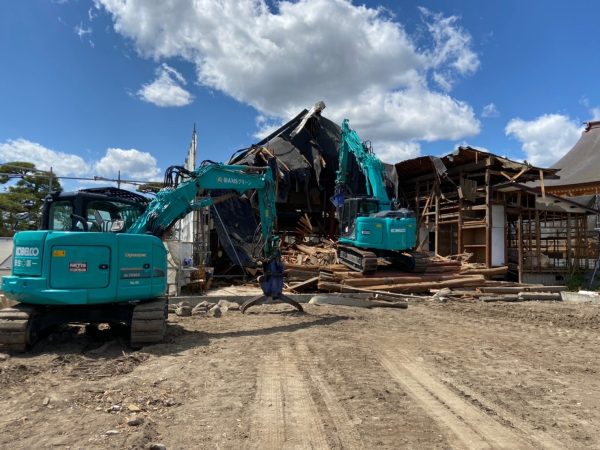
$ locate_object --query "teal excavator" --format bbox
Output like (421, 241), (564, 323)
(0, 160), (301, 351)
(334, 119), (427, 273)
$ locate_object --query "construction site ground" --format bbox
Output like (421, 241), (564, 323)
(1, 299), (600, 449)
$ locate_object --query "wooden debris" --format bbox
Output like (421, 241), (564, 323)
(477, 285), (566, 294)
(460, 266), (508, 276)
(276, 236), (570, 303)
(316, 282), (424, 299)
(480, 295), (521, 302)
(308, 294), (408, 309)
(288, 277), (319, 293)
(295, 213), (314, 237)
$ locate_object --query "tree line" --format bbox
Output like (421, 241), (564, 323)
(0, 162), (61, 236)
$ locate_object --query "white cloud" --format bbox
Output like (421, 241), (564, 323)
(333, 87), (479, 143)
(432, 71), (453, 92)
(74, 24), (92, 39)
(94, 148), (161, 180)
(0, 139), (162, 182)
(98, 0), (481, 156)
(0, 139), (89, 176)
(481, 103), (499, 118)
(137, 64), (194, 107)
(419, 7), (479, 75)
(374, 141), (421, 164)
(590, 107), (600, 121)
(505, 114), (582, 167)
(74, 23), (95, 47)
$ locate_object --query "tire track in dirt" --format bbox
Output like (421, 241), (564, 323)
(437, 375), (566, 450)
(294, 341), (364, 450)
(249, 352), (285, 449)
(395, 305), (598, 447)
(369, 338), (533, 449)
(247, 347), (329, 449)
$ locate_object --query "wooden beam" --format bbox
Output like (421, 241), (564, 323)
(517, 191), (523, 284)
(398, 160), (488, 184)
(485, 167), (492, 267)
(434, 186), (440, 256)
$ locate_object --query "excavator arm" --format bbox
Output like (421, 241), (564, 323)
(127, 159), (301, 313)
(335, 119), (391, 210)
(127, 162), (278, 256)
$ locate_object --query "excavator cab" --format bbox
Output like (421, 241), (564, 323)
(338, 196), (379, 236)
(42, 188), (149, 233)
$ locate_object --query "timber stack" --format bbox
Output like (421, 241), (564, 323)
(281, 241), (566, 302)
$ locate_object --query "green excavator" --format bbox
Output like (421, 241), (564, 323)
(0, 159), (300, 351)
(334, 119), (427, 274)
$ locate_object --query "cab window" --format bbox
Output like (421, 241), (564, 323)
(49, 201), (73, 231)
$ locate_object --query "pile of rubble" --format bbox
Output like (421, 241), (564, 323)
(280, 243), (567, 302)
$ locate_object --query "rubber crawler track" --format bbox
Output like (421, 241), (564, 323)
(130, 297), (167, 349)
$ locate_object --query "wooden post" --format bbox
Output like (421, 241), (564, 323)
(535, 210), (541, 271)
(566, 212), (571, 270)
(458, 173), (463, 255)
(575, 216), (582, 269)
(415, 180), (420, 223)
(517, 200), (523, 284)
(485, 165), (492, 267)
(434, 185), (440, 255)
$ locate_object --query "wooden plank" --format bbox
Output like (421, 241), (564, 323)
(359, 275), (486, 293)
(434, 189), (440, 255)
(478, 285), (566, 294)
(285, 263), (321, 271)
(517, 191), (523, 284)
(288, 277), (319, 293)
(460, 266), (508, 276)
(341, 274), (458, 287)
(425, 266), (461, 273)
(317, 282), (424, 299)
(295, 244), (320, 256)
(485, 166), (492, 268)
(286, 269), (321, 280)
(480, 295), (521, 302)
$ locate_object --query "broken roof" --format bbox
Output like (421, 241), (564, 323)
(494, 181), (600, 215)
(395, 146), (559, 182)
(228, 101), (340, 195)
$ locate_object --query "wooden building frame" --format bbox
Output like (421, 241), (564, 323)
(395, 147), (599, 283)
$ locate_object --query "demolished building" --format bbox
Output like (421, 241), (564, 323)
(210, 102), (398, 273)
(395, 146), (600, 284)
(191, 105), (600, 286)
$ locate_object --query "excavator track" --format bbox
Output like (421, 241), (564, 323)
(337, 245), (378, 274)
(130, 297), (168, 349)
(410, 251), (431, 273)
(0, 304), (37, 352)
(338, 246), (433, 275)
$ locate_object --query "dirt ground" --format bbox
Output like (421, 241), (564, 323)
(1, 299), (600, 449)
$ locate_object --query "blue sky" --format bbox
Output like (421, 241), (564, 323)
(1, 0), (598, 190)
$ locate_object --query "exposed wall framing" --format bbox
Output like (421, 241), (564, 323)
(396, 147), (599, 283)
